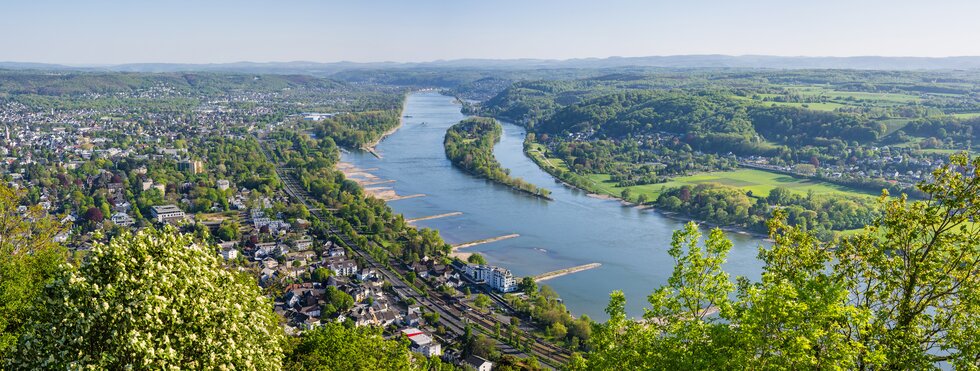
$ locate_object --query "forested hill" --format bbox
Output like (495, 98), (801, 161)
(0, 70), (343, 96)
(483, 81), (980, 158)
(538, 91), (755, 137)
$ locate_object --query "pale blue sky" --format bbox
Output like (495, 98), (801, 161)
(2, 0), (979, 64)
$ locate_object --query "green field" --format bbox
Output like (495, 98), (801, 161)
(527, 140), (879, 201)
(526, 142), (571, 173)
(735, 86), (926, 113)
(951, 112), (980, 119)
(584, 169), (880, 202)
(785, 86), (922, 104)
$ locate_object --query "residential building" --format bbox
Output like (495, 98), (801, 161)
(150, 205), (185, 223)
(220, 247), (238, 260)
(464, 355), (493, 371)
(110, 212), (134, 227)
(490, 267), (517, 293)
(401, 328), (442, 357)
(465, 264), (491, 283)
(326, 256), (358, 276)
(178, 160), (204, 174)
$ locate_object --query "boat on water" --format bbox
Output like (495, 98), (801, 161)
(403, 115), (413, 118)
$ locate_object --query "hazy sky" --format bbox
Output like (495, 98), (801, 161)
(3, 0), (980, 64)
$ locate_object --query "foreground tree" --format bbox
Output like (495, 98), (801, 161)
(0, 184), (67, 359)
(584, 153), (980, 369)
(732, 213), (866, 369)
(286, 321), (414, 370)
(588, 223), (736, 370)
(837, 153), (980, 369)
(9, 227), (284, 369)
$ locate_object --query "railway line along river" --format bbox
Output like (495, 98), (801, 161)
(341, 91), (765, 320)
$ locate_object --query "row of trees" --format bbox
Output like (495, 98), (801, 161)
(507, 278), (593, 351)
(654, 183), (878, 238)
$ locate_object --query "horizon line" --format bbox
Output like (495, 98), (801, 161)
(5, 54), (980, 68)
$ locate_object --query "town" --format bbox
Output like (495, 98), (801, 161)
(0, 72), (571, 370)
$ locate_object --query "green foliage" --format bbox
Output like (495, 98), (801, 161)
(655, 183), (877, 236)
(474, 294), (491, 310)
(519, 276), (537, 295)
(286, 322), (414, 370)
(584, 154), (980, 369)
(9, 227), (284, 369)
(467, 252), (487, 265)
(322, 286), (354, 317)
(267, 130), (451, 262)
(0, 185), (67, 359)
(834, 153), (980, 369)
(214, 219), (241, 241)
(312, 110), (403, 148)
(540, 91), (754, 137)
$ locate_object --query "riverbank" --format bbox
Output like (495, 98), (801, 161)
(342, 92), (769, 320)
(361, 93), (411, 152)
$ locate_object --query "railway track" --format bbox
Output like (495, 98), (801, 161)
(257, 137), (572, 368)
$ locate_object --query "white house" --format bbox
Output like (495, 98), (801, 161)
(220, 247), (238, 260)
(150, 205), (184, 223)
(401, 328), (442, 357)
(464, 355), (493, 371)
(465, 264), (491, 283)
(490, 267), (517, 293)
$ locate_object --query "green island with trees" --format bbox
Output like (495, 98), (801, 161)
(444, 117), (552, 199)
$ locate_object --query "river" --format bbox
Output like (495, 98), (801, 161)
(342, 92), (766, 320)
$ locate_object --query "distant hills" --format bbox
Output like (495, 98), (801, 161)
(4, 55), (980, 75)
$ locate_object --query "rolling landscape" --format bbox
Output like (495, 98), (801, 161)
(2, 1), (980, 370)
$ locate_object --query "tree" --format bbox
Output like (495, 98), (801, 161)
(474, 294), (491, 311)
(9, 227), (284, 369)
(549, 321), (567, 340)
(312, 267), (332, 283)
(83, 206), (104, 223)
(0, 184), (67, 359)
(467, 253), (487, 265)
(732, 211), (864, 369)
(324, 286), (354, 316)
(587, 223), (736, 370)
(215, 219), (241, 241)
(766, 186), (792, 205)
(519, 276), (538, 295)
(467, 334), (497, 360)
(584, 154), (980, 370)
(834, 153), (980, 369)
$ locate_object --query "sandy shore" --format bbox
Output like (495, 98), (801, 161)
(336, 162), (408, 201)
(449, 251), (473, 261)
(586, 193), (618, 200)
